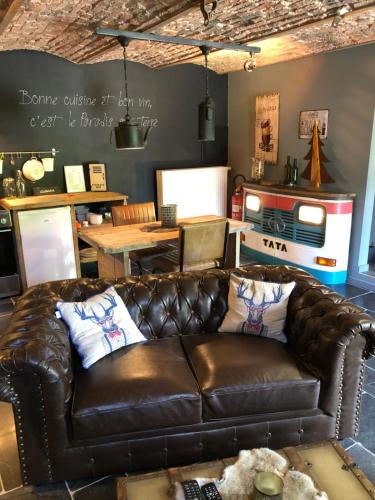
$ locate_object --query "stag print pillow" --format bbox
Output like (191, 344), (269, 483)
(218, 275), (296, 342)
(56, 286), (145, 369)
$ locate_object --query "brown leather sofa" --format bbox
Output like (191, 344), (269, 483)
(0, 265), (374, 486)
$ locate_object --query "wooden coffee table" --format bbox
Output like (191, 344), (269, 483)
(116, 440), (375, 500)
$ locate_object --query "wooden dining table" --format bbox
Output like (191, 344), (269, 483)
(78, 215), (253, 278)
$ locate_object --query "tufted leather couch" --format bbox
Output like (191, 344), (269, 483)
(0, 265), (374, 485)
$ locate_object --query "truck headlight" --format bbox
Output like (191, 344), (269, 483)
(298, 204), (325, 225)
(246, 194), (260, 212)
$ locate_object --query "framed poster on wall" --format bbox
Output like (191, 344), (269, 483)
(299, 109), (329, 139)
(255, 92), (279, 165)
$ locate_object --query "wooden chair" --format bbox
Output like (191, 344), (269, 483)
(150, 219), (229, 274)
(111, 202), (176, 275)
(112, 202), (156, 226)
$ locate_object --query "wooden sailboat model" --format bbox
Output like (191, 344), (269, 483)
(301, 120), (334, 189)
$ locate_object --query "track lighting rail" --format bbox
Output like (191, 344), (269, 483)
(95, 28), (261, 55)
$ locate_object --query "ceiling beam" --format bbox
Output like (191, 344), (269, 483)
(0, 0), (23, 37)
(96, 27), (261, 53)
(154, 3), (375, 69)
(77, 0), (210, 64)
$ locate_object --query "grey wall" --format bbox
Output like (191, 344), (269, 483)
(0, 50), (228, 203)
(228, 43), (375, 289)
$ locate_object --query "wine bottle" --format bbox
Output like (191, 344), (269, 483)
(291, 158), (298, 186)
(284, 156), (292, 185)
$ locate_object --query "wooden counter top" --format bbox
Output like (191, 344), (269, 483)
(0, 191), (128, 211)
(243, 182), (355, 200)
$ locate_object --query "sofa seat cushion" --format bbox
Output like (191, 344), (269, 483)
(181, 333), (320, 421)
(72, 337), (201, 439)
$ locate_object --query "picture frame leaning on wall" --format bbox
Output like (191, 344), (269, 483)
(64, 165), (86, 193)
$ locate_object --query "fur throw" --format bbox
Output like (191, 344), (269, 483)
(175, 448), (329, 500)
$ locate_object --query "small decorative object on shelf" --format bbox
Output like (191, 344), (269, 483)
(251, 156), (265, 181)
(301, 120), (334, 190)
(2, 177), (16, 198)
(15, 170), (26, 198)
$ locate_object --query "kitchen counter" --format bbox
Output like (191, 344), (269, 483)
(0, 191), (128, 210)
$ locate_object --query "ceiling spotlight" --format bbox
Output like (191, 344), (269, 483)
(244, 52), (256, 72)
(332, 14), (342, 27)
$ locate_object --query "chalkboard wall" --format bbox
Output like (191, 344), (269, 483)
(0, 50), (228, 202)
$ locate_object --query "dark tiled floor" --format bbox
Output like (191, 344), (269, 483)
(0, 258), (374, 498)
(349, 294), (375, 315)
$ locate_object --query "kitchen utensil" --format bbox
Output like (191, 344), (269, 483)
(10, 153), (15, 166)
(41, 157), (54, 172)
(0, 153), (3, 175)
(88, 213), (103, 225)
(22, 156), (45, 182)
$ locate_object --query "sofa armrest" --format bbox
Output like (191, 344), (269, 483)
(286, 283), (375, 439)
(0, 284), (74, 484)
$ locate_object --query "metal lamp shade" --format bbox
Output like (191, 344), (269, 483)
(198, 95), (216, 141)
(115, 119), (145, 150)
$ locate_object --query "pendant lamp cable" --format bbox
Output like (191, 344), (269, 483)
(122, 44), (130, 118)
(204, 51), (209, 97)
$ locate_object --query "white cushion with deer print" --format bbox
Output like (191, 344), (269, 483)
(56, 286), (145, 369)
(218, 275), (296, 342)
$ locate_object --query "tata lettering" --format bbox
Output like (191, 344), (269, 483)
(263, 239), (287, 252)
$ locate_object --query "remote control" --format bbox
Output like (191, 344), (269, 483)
(201, 482), (222, 500)
(181, 480), (205, 500)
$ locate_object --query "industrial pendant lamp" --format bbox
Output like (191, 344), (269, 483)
(198, 47), (215, 142)
(114, 36), (151, 150)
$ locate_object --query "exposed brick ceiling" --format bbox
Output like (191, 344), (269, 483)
(0, 0), (374, 73)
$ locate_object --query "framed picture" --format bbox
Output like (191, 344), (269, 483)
(85, 163), (107, 191)
(255, 92), (279, 165)
(64, 165), (86, 193)
(299, 109), (329, 139)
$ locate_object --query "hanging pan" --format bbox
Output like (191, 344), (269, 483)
(22, 155), (45, 182)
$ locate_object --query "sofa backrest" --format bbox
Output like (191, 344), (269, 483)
(29, 265), (320, 340)
(54, 271), (230, 339)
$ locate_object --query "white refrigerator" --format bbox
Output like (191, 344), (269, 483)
(18, 206), (77, 287)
